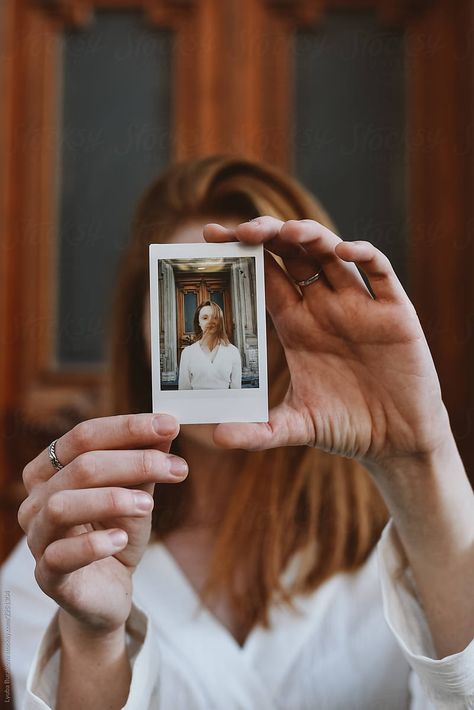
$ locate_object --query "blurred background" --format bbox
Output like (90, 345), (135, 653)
(0, 0), (473, 577)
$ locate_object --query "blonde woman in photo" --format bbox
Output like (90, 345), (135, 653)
(178, 300), (242, 390)
(2, 155), (474, 710)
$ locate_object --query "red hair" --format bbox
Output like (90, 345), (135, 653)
(107, 155), (388, 635)
(193, 300), (230, 350)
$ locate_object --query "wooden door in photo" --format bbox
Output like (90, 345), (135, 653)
(175, 273), (233, 359)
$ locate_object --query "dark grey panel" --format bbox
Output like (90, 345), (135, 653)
(57, 11), (172, 365)
(293, 11), (407, 287)
(184, 292), (197, 333)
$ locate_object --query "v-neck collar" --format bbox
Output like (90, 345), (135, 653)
(198, 341), (220, 363)
(135, 542), (276, 708)
(144, 539), (253, 650)
(133, 541), (362, 706)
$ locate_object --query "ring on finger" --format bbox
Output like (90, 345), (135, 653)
(295, 268), (324, 287)
(48, 439), (64, 472)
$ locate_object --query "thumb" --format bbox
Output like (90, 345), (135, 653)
(212, 403), (307, 450)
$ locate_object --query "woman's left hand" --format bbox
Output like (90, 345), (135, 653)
(206, 217), (474, 662)
(203, 217), (451, 468)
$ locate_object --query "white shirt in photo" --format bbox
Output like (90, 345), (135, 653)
(178, 341), (242, 390)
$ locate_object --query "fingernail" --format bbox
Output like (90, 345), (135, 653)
(134, 492), (153, 512)
(153, 414), (177, 436)
(167, 456), (188, 478)
(108, 530), (127, 549)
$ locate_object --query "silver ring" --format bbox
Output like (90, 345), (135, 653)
(295, 269), (323, 287)
(48, 439), (64, 471)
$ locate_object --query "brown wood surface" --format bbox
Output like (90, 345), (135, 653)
(0, 0), (473, 570)
(175, 273), (233, 351)
(407, 0), (474, 472)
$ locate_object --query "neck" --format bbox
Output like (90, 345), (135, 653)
(200, 332), (218, 350)
(178, 434), (245, 528)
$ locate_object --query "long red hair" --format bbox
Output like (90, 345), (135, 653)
(193, 300), (230, 350)
(107, 155), (388, 634)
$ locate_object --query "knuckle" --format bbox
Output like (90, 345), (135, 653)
(125, 413), (151, 440)
(17, 499), (30, 531)
(356, 240), (372, 251)
(70, 419), (95, 451)
(22, 461), (36, 490)
(280, 220), (299, 237)
(18, 498), (34, 531)
(140, 449), (157, 479)
(380, 252), (391, 269)
(18, 493), (42, 531)
(42, 543), (63, 574)
(71, 451), (97, 484)
(82, 532), (101, 559)
(45, 492), (66, 524)
(106, 488), (129, 515)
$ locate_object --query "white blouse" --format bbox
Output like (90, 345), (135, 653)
(1, 522), (473, 709)
(178, 342), (242, 390)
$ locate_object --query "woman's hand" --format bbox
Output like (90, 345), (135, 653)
(18, 413), (188, 634)
(204, 217), (451, 467)
(205, 217), (474, 661)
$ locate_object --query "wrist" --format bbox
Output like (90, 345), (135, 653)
(57, 610), (131, 710)
(365, 429), (473, 554)
(58, 609), (127, 658)
(365, 416), (457, 481)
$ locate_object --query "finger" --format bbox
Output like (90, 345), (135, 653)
(277, 220), (369, 294)
(203, 223), (238, 242)
(28, 487), (154, 557)
(50, 449), (188, 495)
(207, 217), (367, 295)
(22, 413), (180, 492)
(213, 402), (311, 451)
(264, 251), (301, 320)
(36, 528), (128, 589)
(18, 448), (187, 532)
(206, 217), (328, 289)
(206, 217), (296, 257)
(335, 240), (407, 303)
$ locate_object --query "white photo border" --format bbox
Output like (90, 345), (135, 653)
(149, 242), (268, 424)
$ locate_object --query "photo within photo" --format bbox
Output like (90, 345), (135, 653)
(158, 256), (259, 391)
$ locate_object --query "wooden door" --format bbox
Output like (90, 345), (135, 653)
(175, 273), (233, 358)
(1, 0), (473, 570)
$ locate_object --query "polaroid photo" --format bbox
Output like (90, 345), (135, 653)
(149, 241), (268, 424)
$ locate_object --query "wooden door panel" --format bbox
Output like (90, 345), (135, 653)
(1, 0), (473, 572)
(175, 273), (233, 356)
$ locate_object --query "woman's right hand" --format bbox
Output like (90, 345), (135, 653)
(18, 413), (188, 635)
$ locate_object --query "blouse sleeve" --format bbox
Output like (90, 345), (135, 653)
(377, 520), (474, 709)
(229, 347), (242, 389)
(178, 347), (192, 390)
(1, 538), (161, 709)
(1, 537), (58, 710)
(23, 604), (161, 710)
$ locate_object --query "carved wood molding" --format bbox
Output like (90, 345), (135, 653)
(265, 0), (325, 26)
(33, 0), (94, 27)
(265, 0), (433, 28)
(33, 0), (197, 28)
(144, 0), (196, 26)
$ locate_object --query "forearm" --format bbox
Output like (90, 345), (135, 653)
(57, 612), (131, 710)
(367, 431), (474, 658)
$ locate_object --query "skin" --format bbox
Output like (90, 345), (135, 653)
(18, 218), (242, 709)
(204, 216), (474, 659)
(18, 215), (474, 709)
(198, 305), (218, 346)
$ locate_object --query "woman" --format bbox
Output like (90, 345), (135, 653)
(2, 155), (473, 709)
(178, 300), (242, 390)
